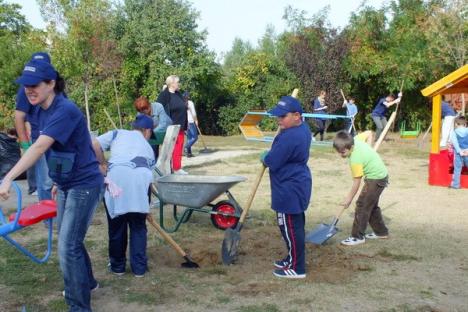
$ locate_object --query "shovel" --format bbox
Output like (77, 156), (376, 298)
(188, 110), (216, 154)
(147, 214), (199, 268)
(305, 205), (346, 244)
(222, 164), (266, 265)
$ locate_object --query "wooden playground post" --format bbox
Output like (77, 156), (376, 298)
(392, 80), (404, 132)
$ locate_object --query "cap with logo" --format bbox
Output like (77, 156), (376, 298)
(31, 52), (51, 64)
(16, 60), (57, 86)
(268, 96), (304, 117)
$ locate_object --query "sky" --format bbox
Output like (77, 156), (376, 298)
(11, 0), (387, 57)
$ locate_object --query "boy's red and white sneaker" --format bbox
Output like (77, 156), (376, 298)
(341, 236), (365, 246)
(273, 268), (306, 279)
(365, 232), (388, 239)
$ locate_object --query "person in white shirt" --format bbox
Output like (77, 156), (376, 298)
(184, 92), (198, 157)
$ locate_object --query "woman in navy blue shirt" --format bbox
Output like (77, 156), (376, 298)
(0, 60), (103, 312)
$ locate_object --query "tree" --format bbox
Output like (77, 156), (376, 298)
(0, 0), (46, 129)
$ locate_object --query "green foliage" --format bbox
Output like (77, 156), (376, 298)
(0, 0), (466, 134)
(219, 50), (298, 135)
(0, 1), (46, 130)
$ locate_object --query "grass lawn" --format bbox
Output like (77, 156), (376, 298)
(1, 133), (467, 311)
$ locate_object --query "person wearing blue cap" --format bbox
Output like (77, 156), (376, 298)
(261, 95), (312, 279)
(92, 114), (155, 278)
(0, 59), (103, 311)
(14, 52), (54, 200)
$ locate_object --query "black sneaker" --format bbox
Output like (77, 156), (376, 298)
(107, 263), (125, 276)
(273, 268), (306, 279)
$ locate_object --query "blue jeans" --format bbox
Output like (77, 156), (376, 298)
(104, 202), (147, 275)
(185, 123), (198, 153)
(35, 154), (53, 200)
(26, 164), (36, 193)
(56, 185), (102, 312)
(451, 153), (468, 188)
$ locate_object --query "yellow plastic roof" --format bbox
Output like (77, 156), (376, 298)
(421, 64), (468, 97)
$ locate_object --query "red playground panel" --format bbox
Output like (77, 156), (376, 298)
(9, 200), (57, 227)
(429, 150), (468, 188)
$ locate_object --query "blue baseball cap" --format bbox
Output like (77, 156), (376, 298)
(132, 114), (154, 129)
(16, 60), (57, 86)
(31, 52), (51, 64)
(268, 96), (303, 117)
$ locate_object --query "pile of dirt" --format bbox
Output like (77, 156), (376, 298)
(151, 224), (379, 284)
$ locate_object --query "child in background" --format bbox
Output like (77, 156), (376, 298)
(333, 130), (389, 246)
(449, 116), (468, 189)
(342, 96), (358, 136)
(440, 97), (457, 148)
(261, 96), (312, 279)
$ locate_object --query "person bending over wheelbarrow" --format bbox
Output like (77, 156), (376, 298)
(92, 114), (155, 277)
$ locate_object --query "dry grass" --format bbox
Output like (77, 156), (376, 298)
(1, 133), (468, 311)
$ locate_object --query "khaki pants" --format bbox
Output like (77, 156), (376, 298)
(352, 176), (389, 239)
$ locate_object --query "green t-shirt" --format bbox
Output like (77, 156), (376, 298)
(349, 138), (387, 179)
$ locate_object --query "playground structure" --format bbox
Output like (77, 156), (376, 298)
(421, 64), (468, 188)
(239, 110), (351, 145)
(400, 120), (421, 139)
(0, 182), (57, 263)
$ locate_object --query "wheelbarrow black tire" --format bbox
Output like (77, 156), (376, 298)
(210, 200), (239, 231)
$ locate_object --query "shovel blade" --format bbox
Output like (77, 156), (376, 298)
(305, 223), (338, 245)
(221, 228), (240, 265)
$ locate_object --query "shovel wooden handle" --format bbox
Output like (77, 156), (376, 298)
(147, 214), (187, 258)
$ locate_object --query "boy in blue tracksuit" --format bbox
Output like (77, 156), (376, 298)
(262, 96), (312, 279)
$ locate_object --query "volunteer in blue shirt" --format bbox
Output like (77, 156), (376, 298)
(0, 59), (103, 312)
(371, 92), (402, 141)
(15, 52), (54, 200)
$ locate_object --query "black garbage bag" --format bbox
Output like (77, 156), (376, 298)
(0, 132), (21, 179)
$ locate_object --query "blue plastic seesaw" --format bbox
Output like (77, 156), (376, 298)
(0, 181), (57, 264)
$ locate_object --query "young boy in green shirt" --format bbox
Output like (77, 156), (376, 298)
(333, 130), (389, 246)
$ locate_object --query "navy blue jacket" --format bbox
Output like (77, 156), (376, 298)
(264, 123), (312, 214)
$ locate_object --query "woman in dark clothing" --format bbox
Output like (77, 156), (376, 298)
(156, 75), (188, 174)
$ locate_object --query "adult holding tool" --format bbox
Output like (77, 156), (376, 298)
(92, 114), (155, 277)
(157, 75), (188, 175)
(371, 91), (402, 141)
(311, 90), (328, 141)
(14, 52), (54, 201)
(0, 59), (103, 311)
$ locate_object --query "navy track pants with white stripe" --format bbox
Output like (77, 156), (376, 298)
(277, 212), (306, 274)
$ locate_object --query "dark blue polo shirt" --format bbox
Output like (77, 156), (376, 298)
(38, 94), (103, 190)
(371, 97), (388, 117)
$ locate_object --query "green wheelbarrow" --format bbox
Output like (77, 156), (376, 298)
(151, 168), (246, 233)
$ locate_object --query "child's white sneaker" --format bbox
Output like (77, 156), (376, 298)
(341, 236), (365, 246)
(174, 169), (188, 175)
(365, 232), (388, 239)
